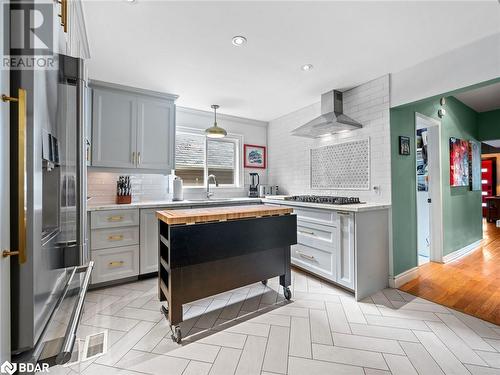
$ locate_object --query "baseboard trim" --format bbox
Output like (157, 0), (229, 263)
(442, 239), (482, 264)
(388, 266), (419, 288)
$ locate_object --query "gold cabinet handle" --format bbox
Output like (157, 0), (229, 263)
(108, 235), (124, 241)
(108, 261), (124, 267)
(137, 152), (141, 165)
(132, 152), (136, 165)
(2, 89), (27, 264)
(58, 0), (68, 33)
(107, 215), (123, 222)
(297, 251), (315, 261)
(298, 229), (315, 236)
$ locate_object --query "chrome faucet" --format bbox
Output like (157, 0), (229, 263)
(206, 174), (218, 198)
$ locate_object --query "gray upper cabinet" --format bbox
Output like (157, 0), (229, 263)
(54, 0), (91, 59)
(137, 99), (175, 170)
(89, 81), (178, 172)
(92, 88), (137, 168)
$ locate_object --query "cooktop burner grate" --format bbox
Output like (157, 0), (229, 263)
(284, 195), (364, 205)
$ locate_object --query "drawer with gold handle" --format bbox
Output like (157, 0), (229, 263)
(297, 220), (336, 252)
(91, 245), (139, 284)
(108, 235), (124, 241)
(296, 250), (316, 261)
(91, 227), (139, 250)
(291, 244), (335, 280)
(107, 216), (124, 222)
(298, 229), (316, 236)
(91, 209), (139, 229)
(108, 260), (125, 268)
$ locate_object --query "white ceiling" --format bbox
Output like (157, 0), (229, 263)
(454, 81), (500, 113)
(83, 1), (500, 121)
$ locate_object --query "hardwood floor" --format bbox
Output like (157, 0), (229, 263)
(400, 220), (500, 325)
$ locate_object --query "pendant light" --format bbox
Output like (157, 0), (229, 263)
(205, 104), (227, 138)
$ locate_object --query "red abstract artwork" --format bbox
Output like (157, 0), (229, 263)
(449, 137), (470, 187)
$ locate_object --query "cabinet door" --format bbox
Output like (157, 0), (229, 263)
(140, 208), (161, 274)
(136, 99), (174, 171)
(336, 212), (355, 290)
(92, 89), (137, 168)
(67, 0), (91, 59)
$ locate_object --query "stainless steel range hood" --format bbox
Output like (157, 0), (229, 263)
(291, 90), (362, 138)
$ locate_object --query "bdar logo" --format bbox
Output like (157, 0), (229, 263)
(0, 361), (16, 375)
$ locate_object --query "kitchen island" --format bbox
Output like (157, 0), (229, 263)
(156, 204), (297, 342)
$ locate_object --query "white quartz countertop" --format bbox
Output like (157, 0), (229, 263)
(87, 196), (391, 213)
(87, 197), (262, 211)
(262, 197), (391, 212)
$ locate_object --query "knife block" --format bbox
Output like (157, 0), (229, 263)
(116, 195), (132, 204)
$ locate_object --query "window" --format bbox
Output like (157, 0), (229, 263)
(175, 128), (241, 187)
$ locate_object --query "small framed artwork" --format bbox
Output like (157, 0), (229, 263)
(399, 136), (410, 156)
(244, 144), (266, 169)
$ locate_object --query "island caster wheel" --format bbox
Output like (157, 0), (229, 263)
(160, 305), (168, 319)
(284, 287), (292, 300)
(171, 325), (182, 343)
(261, 279), (268, 286)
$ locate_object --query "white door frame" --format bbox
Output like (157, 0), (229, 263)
(0, 0), (11, 362)
(415, 112), (444, 263)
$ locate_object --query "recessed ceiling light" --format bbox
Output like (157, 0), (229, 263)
(301, 64), (314, 71)
(126, 0), (136, 3)
(232, 36), (247, 46)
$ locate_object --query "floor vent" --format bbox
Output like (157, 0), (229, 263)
(81, 331), (108, 361)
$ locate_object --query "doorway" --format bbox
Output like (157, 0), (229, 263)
(415, 113), (443, 265)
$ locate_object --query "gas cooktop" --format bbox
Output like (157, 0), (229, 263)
(284, 195), (364, 205)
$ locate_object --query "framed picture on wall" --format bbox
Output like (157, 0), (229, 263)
(399, 136), (410, 155)
(244, 144), (266, 169)
(449, 137), (470, 187)
(469, 140), (481, 191)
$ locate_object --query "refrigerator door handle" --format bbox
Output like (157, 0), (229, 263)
(30, 266), (78, 363)
(77, 75), (87, 265)
(2, 88), (27, 264)
(56, 261), (94, 365)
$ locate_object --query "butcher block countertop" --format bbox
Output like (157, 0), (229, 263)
(156, 204), (294, 225)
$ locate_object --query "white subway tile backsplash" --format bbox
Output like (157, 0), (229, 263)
(267, 75), (391, 203)
(87, 171), (168, 204)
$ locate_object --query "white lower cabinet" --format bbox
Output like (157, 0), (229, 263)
(287, 205), (355, 291)
(91, 245), (139, 284)
(140, 208), (162, 274)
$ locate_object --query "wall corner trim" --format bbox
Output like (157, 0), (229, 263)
(442, 239), (482, 264)
(388, 266), (419, 288)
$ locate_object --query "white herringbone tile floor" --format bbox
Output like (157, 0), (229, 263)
(47, 269), (500, 375)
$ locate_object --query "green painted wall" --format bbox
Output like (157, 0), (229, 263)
(390, 97), (482, 275)
(478, 109), (500, 141)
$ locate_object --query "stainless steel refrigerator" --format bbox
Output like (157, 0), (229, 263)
(9, 54), (93, 366)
